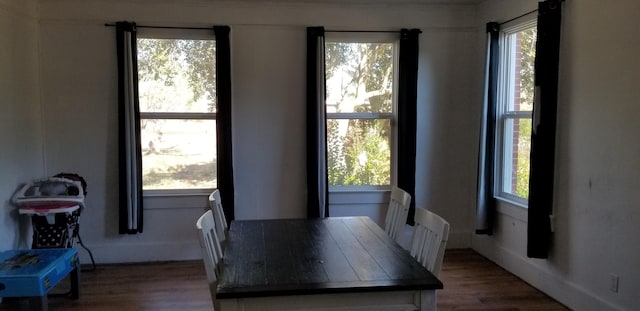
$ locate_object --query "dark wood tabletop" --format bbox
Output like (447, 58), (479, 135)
(217, 216), (442, 299)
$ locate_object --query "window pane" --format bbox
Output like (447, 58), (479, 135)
(137, 38), (216, 113)
(327, 119), (391, 186)
(141, 119), (216, 190)
(516, 28), (536, 112)
(325, 42), (393, 114)
(506, 28), (536, 112)
(496, 23), (536, 203)
(502, 118), (531, 198)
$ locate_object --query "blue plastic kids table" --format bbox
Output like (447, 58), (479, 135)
(0, 248), (79, 311)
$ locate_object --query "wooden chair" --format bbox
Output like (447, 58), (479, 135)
(409, 207), (450, 277)
(208, 190), (228, 249)
(384, 186), (412, 244)
(196, 210), (223, 309)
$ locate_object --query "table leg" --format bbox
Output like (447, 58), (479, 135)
(70, 267), (80, 299)
(420, 290), (436, 311)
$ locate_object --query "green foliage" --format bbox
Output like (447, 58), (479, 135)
(515, 28), (537, 199)
(325, 43), (354, 81)
(137, 38), (216, 112)
(519, 28), (537, 110)
(515, 119), (532, 197)
(327, 120), (390, 186)
(327, 120), (347, 185)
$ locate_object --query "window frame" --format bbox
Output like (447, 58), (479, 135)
(136, 28), (217, 197)
(324, 33), (400, 192)
(494, 18), (537, 207)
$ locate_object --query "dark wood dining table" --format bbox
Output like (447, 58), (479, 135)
(216, 216), (442, 311)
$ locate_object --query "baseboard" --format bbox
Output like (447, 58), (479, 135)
(76, 241), (202, 264)
(446, 231), (471, 249)
(471, 235), (622, 311)
(79, 231), (472, 265)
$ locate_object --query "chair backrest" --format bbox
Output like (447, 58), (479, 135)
(208, 190), (228, 246)
(196, 210), (223, 308)
(409, 207), (450, 277)
(384, 186), (412, 243)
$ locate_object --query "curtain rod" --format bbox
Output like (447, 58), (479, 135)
(498, 0), (566, 26)
(104, 23), (213, 30)
(105, 24), (419, 33)
(326, 30), (400, 33)
(499, 9), (538, 26)
(326, 30), (422, 34)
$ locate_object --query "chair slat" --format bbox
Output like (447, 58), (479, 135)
(209, 190), (229, 250)
(384, 186), (412, 244)
(409, 208), (450, 277)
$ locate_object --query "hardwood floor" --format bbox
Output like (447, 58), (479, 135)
(437, 249), (569, 311)
(1, 249), (568, 311)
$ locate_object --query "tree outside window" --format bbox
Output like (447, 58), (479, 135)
(137, 37), (217, 190)
(325, 41), (396, 187)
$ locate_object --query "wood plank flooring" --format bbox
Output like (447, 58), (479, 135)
(437, 249), (569, 311)
(1, 249), (568, 311)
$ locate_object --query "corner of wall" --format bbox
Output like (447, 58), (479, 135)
(0, 0), (45, 251)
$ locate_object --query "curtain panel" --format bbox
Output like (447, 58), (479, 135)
(527, 0), (563, 259)
(214, 26), (235, 224)
(475, 22), (500, 235)
(305, 26), (328, 219)
(397, 28), (421, 225)
(116, 21), (143, 234)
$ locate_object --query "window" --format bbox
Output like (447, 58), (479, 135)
(325, 34), (398, 190)
(495, 21), (537, 204)
(137, 31), (217, 192)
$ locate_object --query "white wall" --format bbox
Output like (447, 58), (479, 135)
(14, 0), (638, 309)
(0, 0), (44, 251)
(17, 1), (640, 309)
(415, 27), (479, 248)
(32, 0), (479, 263)
(472, 1), (640, 310)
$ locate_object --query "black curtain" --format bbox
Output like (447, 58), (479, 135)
(476, 22), (500, 235)
(397, 29), (421, 225)
(305, 26), (328, 218)
(116, 21), (143, 234)
(528, 0), (563, 258)
(214, 26), (235, 225)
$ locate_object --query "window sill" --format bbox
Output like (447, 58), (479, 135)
(329, 188), (390, 205)
(495, 197), (528, 222)
(328, 185), (390, 193)
(142, 190), (212, 210)
(143, 189), (214, 198)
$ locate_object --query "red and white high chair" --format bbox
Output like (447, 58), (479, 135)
(12, 174), (86, 249)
